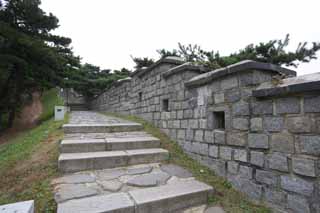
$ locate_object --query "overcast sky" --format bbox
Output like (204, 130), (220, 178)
(41, 0), (320, 75)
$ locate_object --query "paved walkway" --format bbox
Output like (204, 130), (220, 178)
(53, 111), (224, 213)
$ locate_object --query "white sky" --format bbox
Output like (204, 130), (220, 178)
(41, 0), (320, 75)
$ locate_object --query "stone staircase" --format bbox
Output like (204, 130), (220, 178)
(54, 111), (214, 213)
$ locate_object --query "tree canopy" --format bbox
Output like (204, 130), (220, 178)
(155, 34), (320, 70)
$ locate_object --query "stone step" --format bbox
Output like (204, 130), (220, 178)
(60, 137), (161, 153)
(58, 148), (169, 173)
(57, 180), (213, 213)
(63, 123), (143, 134)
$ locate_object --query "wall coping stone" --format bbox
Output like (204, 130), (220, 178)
(185, 60), (296, 88)
(131, 56), (185, 78)
(253, 72), (320, 98)
(162, 62), (209, 79)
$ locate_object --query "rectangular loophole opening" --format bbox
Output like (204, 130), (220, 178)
(162, 99), (169, 112)
(213, 111), (225, 129)
(138, 92), (142, 102)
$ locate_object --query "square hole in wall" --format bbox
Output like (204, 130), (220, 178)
(138, 92), (142, 102)
(213, 111), (225, 129)
(162, 99), (169, 112)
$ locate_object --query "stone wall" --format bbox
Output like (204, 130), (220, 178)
(90, 57), (320, 213)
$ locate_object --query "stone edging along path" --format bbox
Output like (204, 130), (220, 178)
(52, 111), (222, 213)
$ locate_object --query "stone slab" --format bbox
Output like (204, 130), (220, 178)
(63, 123), (143, 134)
(58, 151), (127, 173)
(129, 180), (213, 213)
(160, 164), (193, 178)
(52, 173), (95, 184)
(127, 166), (153, 175)
(57, 193), (135, 213)
(127, 171), (171, 187)
(0, 200), (34, 213)
(59, 149), (168, 173)
(60, 139), (106, 153)
(126, 149), (169, 165)
(54, 184), (99, 203)
(99, 179), (123, 192)
(106, 137), (160, 151)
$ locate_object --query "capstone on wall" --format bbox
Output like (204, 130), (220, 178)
(90, 57), (320, 213)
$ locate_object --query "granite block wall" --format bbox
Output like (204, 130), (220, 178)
(90, 58), (320, 213)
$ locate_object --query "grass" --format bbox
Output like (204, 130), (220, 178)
(38, 88), (64, 122)
(0, 89), (66, 212)
(105, 112), (271, 213)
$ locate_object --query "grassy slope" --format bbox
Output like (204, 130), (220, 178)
(0, 89), (66, 212)
(106, 113), (271, 213)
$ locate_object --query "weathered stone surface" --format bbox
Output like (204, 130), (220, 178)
(214, 93), (225, 104)
(304, 95), (320, 113)
(288, 194), (310, 213)
(275, 97), (300, 114)
(194, 130), (204, 142)
(99, 179), (123, 192)
(214, 130), (225, 144)
(232, 101), (250, 116)
(129, 179), (213, 213)
(0, 200), (34, 213)
(160, 164), (193, 178)
(239, 165), (252, 179)
(270, 132), (294, 153)
(227, 132), (247, 147)
(287, 116), (312, 133)
(204, 130), (214, 143)
(280, 175), (314, 196)
(252, 100), (273, 115)
(268, 152), (289, 172)
(264, 188), (287, 207)
(227, 161), (239, 175)
(106, 136), (161, 151)
(60, 139), (106, 153)
(219, 147), (232, 160)
(204, 206), (225, 213)
(225, 89), (241, 103)
(292, 156), (317, 177)
(255, 170), (278, 186)
(233, 149), (247, 162)
(250, 117), (262, 131)
(127, 171), (171, 187)
(263, 117), (284, 132)
(221, 76), (238, 90)
(52, 173), (95, 185)
(232, 118), (249, 130)
(127, 148), (169, 165)
(55, 184), (99, 203)
(299, 135), (320, 156)
(248, 133), (269, 149)
(250, 151), (264, 167)
(97, 168), (126, 180)
(57, 192), (135, 213)
(127, 166), (153, 175)
(59, 151), (128, 172)
(209, 145), (219, 158)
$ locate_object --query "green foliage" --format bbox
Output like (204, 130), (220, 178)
(0, 0), (80, 129)
(131, 56), (155, 69)
(64, 63), (131, 97)
(157, 35), (320, 70)
(38, 88), (64, 122)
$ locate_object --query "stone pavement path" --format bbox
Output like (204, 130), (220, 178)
(53, 111), (224, 213)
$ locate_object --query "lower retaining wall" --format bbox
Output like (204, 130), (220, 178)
(90, 60), (320, 213)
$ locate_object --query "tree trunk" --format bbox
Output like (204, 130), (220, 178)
(7, 109), (15, 128)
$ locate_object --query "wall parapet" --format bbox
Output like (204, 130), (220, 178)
(253, 72), (320, 97)
(185, 60), (297, 88)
